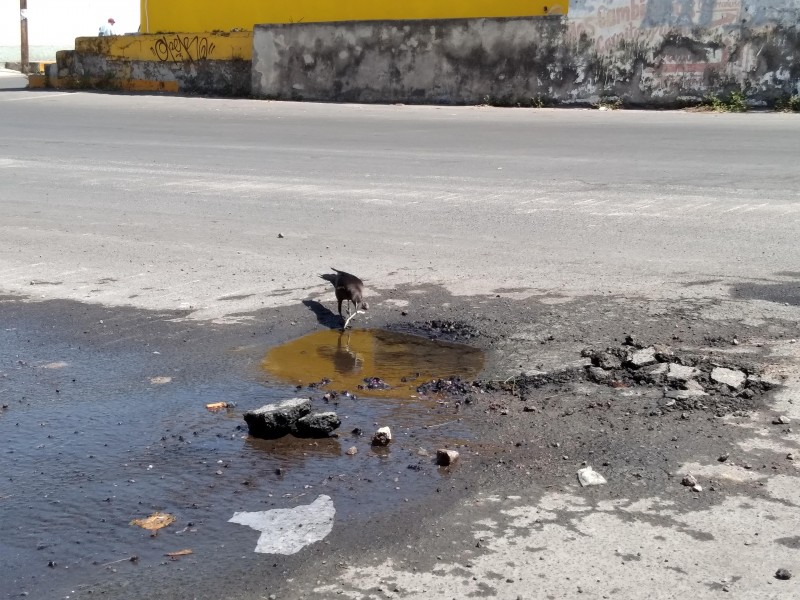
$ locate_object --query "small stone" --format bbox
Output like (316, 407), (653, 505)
(711, 367), (746, 390)
(591, 351), (622, 370)
(773, 416), (790, 425)
(436, 449), (459, 466)
(577, 466), (607, 487)
(787, 453), (794, 461)
(372, 426), (392, 446)
(588, 366), (612, 382)
(691, 484), (702, 492)
(681, 474), (698, 487)
(277, 233), (284, 238)
(417, 447), (430, 457)
(718, 454), (729, 462)
(775, 568), (792, 580)
(345, 446), (358, 456)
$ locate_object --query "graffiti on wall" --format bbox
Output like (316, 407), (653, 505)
(149, 35), (217, 62)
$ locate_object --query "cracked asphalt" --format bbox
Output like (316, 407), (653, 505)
(1, 91), (800, 599)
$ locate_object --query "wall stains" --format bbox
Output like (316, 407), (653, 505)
(253, 0), (800, 106)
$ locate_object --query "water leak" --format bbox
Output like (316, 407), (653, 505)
(261, 328), (485, 398)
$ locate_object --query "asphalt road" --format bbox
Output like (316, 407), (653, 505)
(1, 90), (799, 320)
(3, 91), (800, 600)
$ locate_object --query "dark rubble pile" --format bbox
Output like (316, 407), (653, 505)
(417, 376), (475, 397)
(576, 339), (775, 417)
(360, 377), (391, 390)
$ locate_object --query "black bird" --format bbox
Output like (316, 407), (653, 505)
(320, 268), (368, 328)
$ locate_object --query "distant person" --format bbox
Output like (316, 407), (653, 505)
(99, 18), (115, 36)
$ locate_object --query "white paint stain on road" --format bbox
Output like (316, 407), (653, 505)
(229, 494), (335, 555)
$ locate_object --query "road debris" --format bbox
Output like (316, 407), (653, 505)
(372, 426), (392, 446)
(130, 512), (175, 532)
(577, 466), (607, 486)
(436, 449), (460, 466)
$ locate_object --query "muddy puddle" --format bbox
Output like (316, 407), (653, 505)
(0, 323), (485, 599)
(262, 328), (485, 398)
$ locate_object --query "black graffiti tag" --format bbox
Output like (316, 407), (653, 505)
(150, 35), (217, 62)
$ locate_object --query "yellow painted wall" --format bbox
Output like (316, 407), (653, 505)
(75, 32), (252, 61)
(141, 0), (567, 34)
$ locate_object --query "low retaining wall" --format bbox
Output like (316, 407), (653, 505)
(31, 32), (252, 96)
(252, 0), (800, 106)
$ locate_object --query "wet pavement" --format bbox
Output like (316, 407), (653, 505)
(0, 297), (483, 599)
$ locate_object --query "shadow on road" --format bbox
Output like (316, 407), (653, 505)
(302, 299), (343, 329)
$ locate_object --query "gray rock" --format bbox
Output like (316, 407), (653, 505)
(293, 411), (341, 438)
(577, 466), (607, 486)
(436, 449), (460, 466)
(681, 474), (698, 487)
(684, 380), (707, 393)
(244, 398), (311, 439)
(627, 347), (656, 367)
(667, 364), (700, 381)
(773, 415), (790, 425)
(711, 367), (746, 390)
(592, 352), (622, 370)
(372, 426), (392, 446)
(587, 366), (612, 382)
(648, 363), (669, 376)
(775, 568), (792, 580)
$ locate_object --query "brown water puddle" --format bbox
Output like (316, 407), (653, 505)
(261, 328), (484, 398)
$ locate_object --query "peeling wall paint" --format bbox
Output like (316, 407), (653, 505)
(252, 0), (800, 106)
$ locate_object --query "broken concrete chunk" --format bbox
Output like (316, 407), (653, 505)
(293, 411), (341, 438)
(684, 380), (706, 392)
(666, 385), (707, 400)
(626, 347), (656, 367)
(667, 364), (700, 381)
(577, 466), (607, 487)
(371, 426), (392, 446)
(243, 398), (311, 439)
(436, 449), (460, 466)
(648, 363), (669, 376)
(711, 367), (746, 390)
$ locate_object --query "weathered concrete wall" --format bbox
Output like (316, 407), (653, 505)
(31, 33), (252, 95)
(252, 0), (800, 106)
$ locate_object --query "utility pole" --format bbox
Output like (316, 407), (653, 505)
(20, 0), (29, 74)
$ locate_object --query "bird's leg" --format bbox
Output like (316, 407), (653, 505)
(342, 301), (365, 330)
